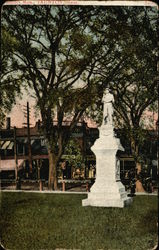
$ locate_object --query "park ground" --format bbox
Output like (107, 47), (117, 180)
(0, 192), (158, 250)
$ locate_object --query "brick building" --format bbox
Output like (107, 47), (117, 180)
(0, 118), (158, 188)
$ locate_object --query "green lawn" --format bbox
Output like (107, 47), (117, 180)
(0, 192), (158, 250)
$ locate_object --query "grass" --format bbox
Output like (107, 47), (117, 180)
(0, 192), (158, 250)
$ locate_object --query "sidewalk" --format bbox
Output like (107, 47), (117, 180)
(1, 189), (87, 194)
(134, 192), (158, 196)
(1, 189), (158, 195)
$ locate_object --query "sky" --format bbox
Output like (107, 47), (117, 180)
(7, 92), (39, 128)
(7, 88), (98, 128)
(6, 89), (157, 130)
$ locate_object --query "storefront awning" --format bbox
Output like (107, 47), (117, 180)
(0, 159), (24, 171)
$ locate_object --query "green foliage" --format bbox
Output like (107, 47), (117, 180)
(0, 28), (22, 127)
(64, 139), (84, 171)
(109, 7), (158, 164)
(1, 5), (104, 134)
(1, 6), (157, 186)
(64, 139), (83, 167)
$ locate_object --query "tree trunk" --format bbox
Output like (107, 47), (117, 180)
(136, 161), (142, 175)
(130, 139), (146, 193)
(135, 180), (145, 192)
(48, 149), (58, 190)
(135, 162), (146, 193)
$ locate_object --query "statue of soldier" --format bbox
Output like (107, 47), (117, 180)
(102, 89), (114, 126)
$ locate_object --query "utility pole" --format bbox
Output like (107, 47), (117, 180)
(14, 126), (18, 188)
(23, 102), (32, 176)
(27, 102), (32, 175)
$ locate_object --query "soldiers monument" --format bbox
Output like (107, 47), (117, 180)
(82, 90), (132, 207)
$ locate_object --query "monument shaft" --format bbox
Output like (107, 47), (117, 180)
(82, 90), (132, 207)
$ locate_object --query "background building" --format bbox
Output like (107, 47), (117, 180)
(0, 118), (158, 189)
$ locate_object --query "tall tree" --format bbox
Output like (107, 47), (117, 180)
(85, 6), (158, 191)
(2, 5), (157, 191)
(1, 5), (112, 189)
(110, 7), (158, 191)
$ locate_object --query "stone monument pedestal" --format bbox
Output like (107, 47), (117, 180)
(82, 90), (132, 208)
